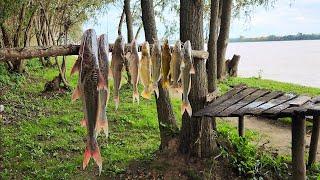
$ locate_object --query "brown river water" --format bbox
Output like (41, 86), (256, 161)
(226, 40), (320, 88)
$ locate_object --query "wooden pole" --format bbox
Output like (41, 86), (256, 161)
(238, 116), (244, 137)
(0, 44), (209, 62)
(307, 116), (320, 168)
(292, 114), (306, 180)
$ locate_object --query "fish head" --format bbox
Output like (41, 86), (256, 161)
(163, 39), (169, 49)
(152, 40), (161, 56)
(183, 40), (192, 61)
(79, 29), (99, 70)
(114, 35), (125, 54)
(131, 39), (138, 52)
(173, 40), (182, 53)
(141, 41), (150, 56)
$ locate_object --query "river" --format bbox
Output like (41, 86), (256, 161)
(226, 40), (320, 88)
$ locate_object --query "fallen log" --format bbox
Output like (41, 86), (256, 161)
(0, 44), (209, 61)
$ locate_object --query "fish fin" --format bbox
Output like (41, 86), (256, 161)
(71, 57), (81, 76)
(71, 86), (81, 102)
(80, 119), (87, 127)
(83, 142), (103, 175)
(141, 88), (152, 100)
(133, 91), (140, 104)
(97, 72), (107, 91)
(181, 101), (192, 117)
(190, 65), (195, 74)
(96, 120), (109, 139)
(114, 96), (120, 110)
(162, 80), (170, 89)
(153, 84), (159, 99)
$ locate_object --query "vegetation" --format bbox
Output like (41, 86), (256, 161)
(230, 33), (320, 42)
(1, 57), (320, 179)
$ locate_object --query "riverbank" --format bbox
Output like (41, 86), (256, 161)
(1, 57), (320, 179)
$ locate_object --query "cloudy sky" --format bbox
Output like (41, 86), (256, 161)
(84, 0), (320, 42)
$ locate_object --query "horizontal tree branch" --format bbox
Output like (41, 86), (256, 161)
(0, 44), (209, 62)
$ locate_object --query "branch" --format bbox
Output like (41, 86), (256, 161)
(0, 44), (209, 61)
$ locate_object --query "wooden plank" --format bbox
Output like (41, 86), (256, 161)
(194, 85), (247, 117)
(311, 96), (320, 104)
(233, 91), (283, 116)
(219, 89), (269, 116)
(263, 95), (311, 115)
(280, 101), (314, 116)
(203, 88), (258, 117)
(250, 93), (296, 115)
(206, 89), (220, 102)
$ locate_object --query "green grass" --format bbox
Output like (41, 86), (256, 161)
(1, 57), (320, 179)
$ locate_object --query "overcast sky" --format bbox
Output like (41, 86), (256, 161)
(84, 0), (320, 43)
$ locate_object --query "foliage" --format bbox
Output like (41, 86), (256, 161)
(231, 33), (320, 42)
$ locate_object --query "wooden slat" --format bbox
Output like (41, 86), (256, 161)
(311, 96), (320, 104)
(280, 101), (313, 116)
(250, 93), (296, 115)
(219, 89), (270, 116)
(263, 95), (311, 115)
(202, 88), (257, 117)
(233, 91), (283, 116)
(194, 85), (247, 117)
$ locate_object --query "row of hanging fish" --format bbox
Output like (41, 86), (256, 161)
(69, 28), (195, 174)
(70, 29), (109, 175)
(124, 39), (195, 116)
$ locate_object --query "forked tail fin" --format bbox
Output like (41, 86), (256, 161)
(181, 101), (192, 117)
(132, 91), (140, 104)
(114, 96), (120, 110)
(153, 84), (159, 99)
(83, 140), (102, 175)
(141, 87), (152, 100)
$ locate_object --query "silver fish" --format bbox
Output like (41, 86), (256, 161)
(151, 40), (162, 98)
(71, 29), (107, 174)
(181, 40), (195, 116)
(111, 35), (125, 110)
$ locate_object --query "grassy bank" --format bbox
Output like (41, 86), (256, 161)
(1, 57), (320, 179)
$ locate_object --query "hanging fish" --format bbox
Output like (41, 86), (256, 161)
(181, 40), (195, 116)
(170, 40), (183, 90)
(139, 42), (152, 99)
(127, 39), (140, 103)
(151, 40), (162, 98)
(96, 34), (109, 138)
(161, 39), (171, 89)
(71, 29), (107, 174)
(111, 35), (125, 110)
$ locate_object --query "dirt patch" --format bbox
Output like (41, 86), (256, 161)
(114, 150), (241, 180)
(223, 116), (320, 160)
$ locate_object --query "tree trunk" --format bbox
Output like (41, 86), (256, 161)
(124, 0), (134, 42)
(217, 0), (232, 80)
(179, 0), (217, 158)
(207, 0), (220, 93)
(0, 24), (14, 70)
(118, 10), (125, 36)
(141, 0), (179, 150)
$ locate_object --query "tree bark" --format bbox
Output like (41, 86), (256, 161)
(124, 0), (134, 42)
(118, 9), (125, 36)
(307, 116), (320, 168)
(141, 0), (179, 150)
(217, 0), (232, 80)
(207, 0), (220, 93)
(0, 24), (14, 70)
(179, 0), (217, 158)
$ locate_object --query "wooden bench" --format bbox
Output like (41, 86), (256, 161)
(194, 85), (320, 180)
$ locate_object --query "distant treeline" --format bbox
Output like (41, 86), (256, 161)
(230, 33), (320, 42)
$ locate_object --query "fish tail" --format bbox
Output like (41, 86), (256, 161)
(181, 101), (192, 117)
(83, 140), (102, 175)
(162, 79), (170, 89)
(153, 84), (159, 99)
(71, 86), (81, 102)
(141, 88), (151, 100)
(132, 91), (140, 104)
(80, 119), (87, 127)
(114, 96), (120, 110)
